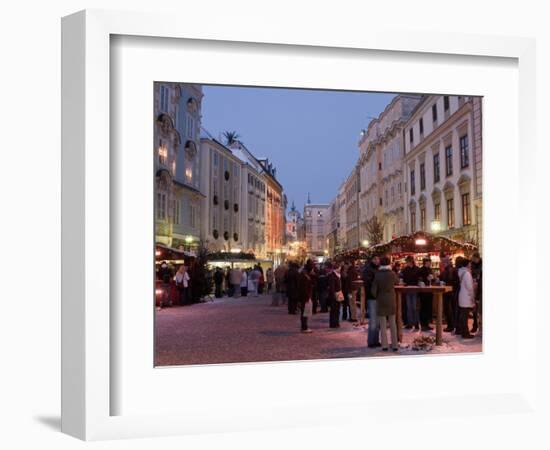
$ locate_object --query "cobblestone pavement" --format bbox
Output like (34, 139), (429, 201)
(155, 293), (482, 366)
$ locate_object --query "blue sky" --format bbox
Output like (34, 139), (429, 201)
(201, 85), (396, 212)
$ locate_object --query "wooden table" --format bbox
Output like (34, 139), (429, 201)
(352, 281), (453, 346)
(394, 285), (453, 345)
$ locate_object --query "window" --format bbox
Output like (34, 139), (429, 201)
(420, 207), (426, 230)
(213, 152), (219, 167)
(410, 210), (416, 232)
(432, 103), (438, 123)
(409, 128), (414, 144)
(398, 182), (402, 197)
(410, 169), (416, 196)
(420, 163), (426, 190)
(190, 204), (197, 229)
(385, 189), (388, 205)
(419, 118), (424, 135)
(156, 192), (167, 220)
(186, 115), (195, 139)
(447, 198), (455, 229)
(159, 85), (169, 112)
(433, 153), (440, 183)
(444, 95), (450, 112)
(158, 139), (167, 166)
(445, 145), (453, 176)
(459, 134), (469, 168)
(434, 202), (441, 221)
(462, 193), (471, 226)
(379, 197), (383, 206)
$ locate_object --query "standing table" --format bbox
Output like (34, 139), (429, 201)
(394, 285), (453, 345)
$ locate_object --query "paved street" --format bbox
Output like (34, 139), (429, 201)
(155, 293), (482, 366)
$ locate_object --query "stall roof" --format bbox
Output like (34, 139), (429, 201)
(366, 231), (477, 255)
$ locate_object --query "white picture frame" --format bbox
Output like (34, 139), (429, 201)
(61, 9), (539, 441)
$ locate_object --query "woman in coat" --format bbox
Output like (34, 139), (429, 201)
(371, 256), (399, 351)
(457, 258), (475, 339)
(297, 259), (315, 333)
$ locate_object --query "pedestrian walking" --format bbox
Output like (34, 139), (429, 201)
(347, 262), (359, 322)
(363, 256), (381, 347)
(297, 259), (315, 333)
(328, 262), (344, 328)
(250, 266), (261, 297)
(274, 263), (288, 306)
(402, 256), (420, 330)
(317, 265), (329, 313)
(341, 263), (350, 321)
(457, 258), (476, 339)
(371, 256), (399, 352)
(158, 261), (173, 307)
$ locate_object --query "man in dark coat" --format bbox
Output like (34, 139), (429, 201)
(317, 266), (329, 313)
(401, 256), (420, 329)
(418, 257), (434, 331)
(371, 256), (400, 351)
(285, 262), (300, 314)
(362, 256), (380, 347)
(328, 262), (343, 328)
(439, 257), (455, 332)
(297, 259), (315, 333)
(470, 252), (482, 334)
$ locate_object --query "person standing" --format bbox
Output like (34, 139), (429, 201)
(470, 252), (482, 334)
(371, 256), (399, 352)
(240, 268), (249, 297)
(457, 258), (475, 339)
(213, 267), (224, 298)
(274, 263), (288, 306)
(363, 256), (381, 347)
(297, 259), (315, 333)
(402, 256), (420, 330)
(328, 262), (343, 328)
(439, 257), (455, 332)
(158, 261), (173, 307)
(266, 268), (274, 294)
(418, 257), (434, 331)
(341, 263), (350, 321)
(174, 265), (190, 306)
(317, 265), (329, 313)
(285, 262), (300, 314)
(230, 267), (242, 298)
(249, 266), (261, 297)
(347, 262), (359, 322)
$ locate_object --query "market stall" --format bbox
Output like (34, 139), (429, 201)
(155, 244), (195, 306)
(366, 231), (477, 275)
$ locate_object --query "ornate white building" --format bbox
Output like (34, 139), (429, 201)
(358, 94), (422, 244)
(403, 95), (482, 246)
(304, 199), (329, 258)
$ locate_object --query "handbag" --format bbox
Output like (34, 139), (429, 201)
(303, 299), (313, 317)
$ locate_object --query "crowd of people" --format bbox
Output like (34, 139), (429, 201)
(264, 251), (482, 351)
(158, 251), (482, 352)
(212, 265), (274, 298)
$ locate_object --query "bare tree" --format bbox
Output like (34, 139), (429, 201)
(365, 216), (385, 246)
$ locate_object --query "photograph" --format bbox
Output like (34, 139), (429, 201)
(153, 83), (483, 366)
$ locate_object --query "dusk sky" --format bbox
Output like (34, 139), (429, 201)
(201, 85), (396, 212)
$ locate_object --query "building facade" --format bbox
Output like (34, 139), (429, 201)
(259, 158), (285, 264)
(200, 138), (244, 253)
(343, 165), (361, 250)
(154, 82), (182, 248)
(403, 95), (481, 245)
(359, 94), (422, 245)
(303, 201), (329, 258)
(230, 141), (267, 258)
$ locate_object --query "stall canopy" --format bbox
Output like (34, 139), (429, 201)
(155, 243), (195, 263)
(366, 231), (477, 257)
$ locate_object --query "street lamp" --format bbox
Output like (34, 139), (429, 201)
(431, 220), (441, 233)
(362, 239), (369, 247)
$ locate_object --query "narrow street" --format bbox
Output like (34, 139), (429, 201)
(155, 294), (482, 366)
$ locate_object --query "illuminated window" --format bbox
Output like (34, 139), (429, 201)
(462, 193), (471, 226)
(460, 134), (469, 168)
(447, 198), (455, 229)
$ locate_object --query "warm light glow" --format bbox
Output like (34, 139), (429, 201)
(230, 248), (242, 253)
(158, 145), (168, 164)
(155, 250), (161, 256)
(362, 240), (369, 247)
(184, 236), (194, 244)
(415, 238), (427, 246)
(431, 220), (441, 232)
(185, 167), (193, 182)
(155, 289), (163, 295)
